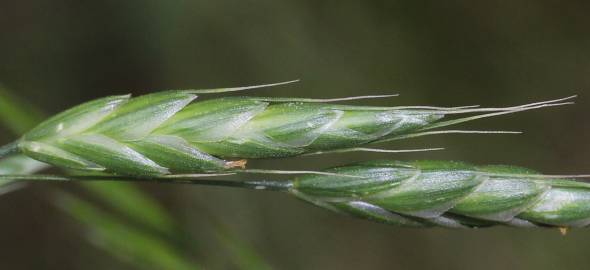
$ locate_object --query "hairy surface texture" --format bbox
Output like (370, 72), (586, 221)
(291, 160), (590, 228)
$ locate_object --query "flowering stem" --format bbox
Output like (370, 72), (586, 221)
(0, 174), (292, 191)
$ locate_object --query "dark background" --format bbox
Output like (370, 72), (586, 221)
(1, 1), (590, 269)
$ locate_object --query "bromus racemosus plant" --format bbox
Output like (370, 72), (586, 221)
(0, 81), (586, 231)
(0, 81), (575, 176)
(5, 160), (590, 229)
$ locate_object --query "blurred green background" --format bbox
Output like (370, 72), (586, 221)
(1, 1), (589, 269)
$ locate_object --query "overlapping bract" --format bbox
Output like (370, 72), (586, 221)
(16, 89), (566, 176)
(15, 92), (431, 175)
(291, 160), (590, 228)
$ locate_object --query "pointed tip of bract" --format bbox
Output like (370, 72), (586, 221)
(182, 79), (300, 94)
(113, 93), (133, 99)
(415, 95), (577, 132)
(251, 93), (399, 104)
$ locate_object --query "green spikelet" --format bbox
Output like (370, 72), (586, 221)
(291, 160), (590, 228)
(13, 84), (572, 176)
(3, 159), (587, 229)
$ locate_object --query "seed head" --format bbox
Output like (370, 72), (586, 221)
(15, 84), (573, 176)
(291, 160), (590, 228)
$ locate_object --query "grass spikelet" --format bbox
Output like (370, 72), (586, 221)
(1, 82), (573, 176)
(3, 160), (590, 229)
(289, 160), (590, 228)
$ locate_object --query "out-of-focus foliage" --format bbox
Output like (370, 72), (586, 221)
(56, 193), (200, 270)
(214, 222), (274, 270)
(81, 182), (178, 236)
(0, 85), (44, 134)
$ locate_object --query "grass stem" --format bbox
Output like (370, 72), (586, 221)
(0, 174), (292, 191)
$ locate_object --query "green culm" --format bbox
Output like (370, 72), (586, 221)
(0, 82), (574, 176)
